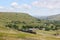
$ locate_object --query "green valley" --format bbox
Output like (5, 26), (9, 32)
(0, 12), (60, 40)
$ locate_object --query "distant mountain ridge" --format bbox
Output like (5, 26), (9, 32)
(36, 14), (60, 21)
(47, 14), (60, 20)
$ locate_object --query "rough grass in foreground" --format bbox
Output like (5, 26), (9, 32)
(0, 31), (60, 40)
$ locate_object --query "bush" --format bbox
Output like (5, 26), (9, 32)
(45, 27), (50, 31)
(5, 22), (19, 30)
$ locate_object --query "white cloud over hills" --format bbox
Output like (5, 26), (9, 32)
(0, 0), (60, 11)
(0, 0), (60, 16)
(32, 0), (60, 9)
(11, 2), (31, 9)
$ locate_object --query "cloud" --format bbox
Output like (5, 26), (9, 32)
(0, 6), (4, 9)
(11, 2), (20, 8)
(0, 2), (32, 12)
(32, 0), (60, 9)
(11, 2), (31, 10)
(21, 4), (31, 9)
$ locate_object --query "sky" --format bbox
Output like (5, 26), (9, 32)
(0, 0), (60, 16)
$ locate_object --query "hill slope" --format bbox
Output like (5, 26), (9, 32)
(47, 14), (60, 20)
(0, 12), (37, 22)
(0, 12), (37, 28)
(0, 12), (39, 40)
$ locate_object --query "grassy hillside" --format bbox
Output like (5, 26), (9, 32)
(0, 12), (37, 29)
(0, 12), (60, 40)
(0, 12), (39, 40)
(0, 12), (37, 23)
